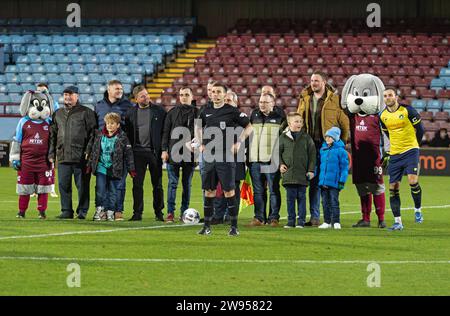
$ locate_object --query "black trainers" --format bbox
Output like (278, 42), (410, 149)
(129, 214), (142, 221)
(16, 211), (25, 219)
(352, 219), (371, 228)
(228, 226), (239, 236)
(57, 211), (74, 219)
(77, 212), (87, 220)
(378, 220), (387, 228)
(155, 212), (164, 222)
(38, 211), (46, 220)
(197, 226), (211, 235)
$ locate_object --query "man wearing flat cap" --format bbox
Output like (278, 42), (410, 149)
(49, 85), (97, 219)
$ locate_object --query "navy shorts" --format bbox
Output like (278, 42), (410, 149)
(202, 162), (236, 191)
(388, 148), (420, 183)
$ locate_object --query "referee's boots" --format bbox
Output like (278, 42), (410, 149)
(228, 226), (240, 237)
(198, 226), (211, 235)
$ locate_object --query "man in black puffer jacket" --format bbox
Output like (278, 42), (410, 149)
(161, 87), (198, 222)
(49, 86), (97, 219)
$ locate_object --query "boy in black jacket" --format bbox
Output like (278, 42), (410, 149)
(88, 113), (136, 221)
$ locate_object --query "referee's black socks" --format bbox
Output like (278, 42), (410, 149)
(204, 196), (215, 227)
(226, 196), (238, 228)
(389, 189), (401, 217)
(410, 182), (422, 209)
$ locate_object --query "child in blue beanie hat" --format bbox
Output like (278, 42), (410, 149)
(318, 127), (349, 229)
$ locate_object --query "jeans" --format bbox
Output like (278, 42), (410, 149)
(132, 151), (164, 216)
(167, 163), (195, 215)
(321, 187), (341, 224)
(249, 162), (281, 222)
(115, 166), (127, 212)
(95, 173), (121, 211)
(285, 185), (307, 227)
(58, 162), (90, 216)
(308, 143), (322, 220)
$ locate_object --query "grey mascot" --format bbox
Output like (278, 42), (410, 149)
(341, 74), (387, 228)
(10, 90), (54, 219)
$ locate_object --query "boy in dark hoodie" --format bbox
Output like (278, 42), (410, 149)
(318, 127), (349, 229)
(88, 113), (136, 221)
(279, 112), (316, 228)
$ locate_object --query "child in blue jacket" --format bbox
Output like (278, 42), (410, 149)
(318, 127), (349, 229)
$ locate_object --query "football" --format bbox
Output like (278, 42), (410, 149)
(182, 208), (200, 224)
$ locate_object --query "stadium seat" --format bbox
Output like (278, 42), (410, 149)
(427, 100), (443, 112)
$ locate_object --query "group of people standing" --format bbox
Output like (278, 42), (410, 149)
(16, 70), (425, 235)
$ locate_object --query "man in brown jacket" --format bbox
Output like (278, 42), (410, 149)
(297, 71), (349, 226)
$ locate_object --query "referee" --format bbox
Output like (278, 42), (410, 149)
(196, 83), (253, 236)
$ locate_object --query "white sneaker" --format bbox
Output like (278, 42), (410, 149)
(295, 225), (304, 229)
(93, 206), (105, 221)
(318, 223), (332, 229)
(106, 210), (114, 221)
(333, 223), (341, 230)
(50, 191), (59, 198)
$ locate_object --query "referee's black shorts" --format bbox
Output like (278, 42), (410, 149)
(202, 162), (236, 191)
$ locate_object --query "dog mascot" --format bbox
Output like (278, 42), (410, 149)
(341, 74), (387, 228)
(10, 90), (54, 219)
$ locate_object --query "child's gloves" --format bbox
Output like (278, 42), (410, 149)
(338, 182), (345, 190)
(85, 166), (92, 174)
(129, 170), (137, 178)
(12, 160), (21, 170)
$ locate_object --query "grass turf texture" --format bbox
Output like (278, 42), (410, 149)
(0, 167), (449, 295)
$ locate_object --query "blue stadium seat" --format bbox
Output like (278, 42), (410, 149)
(85, 55), (100, 64)
(120, 45), (135, 54)
(66, 44), (81, 54)
(117, 74), (132, 84)
(443, 77), (450, 88)
(125, 54), (140, 64)
(439, 68), (450, 78)
(58, 64), (74, 74)
(79, 84), (93, 94)
(0, 75), (5, 83)
(118, 35), (133, 44)
(116, 64), (130, 74)
(5, 65), (18, 73)
(443, 100), (450, 110)
(129, 64), (144, 74)
(164, 44), (174, 54)
(100, 64), (116, 73)
(149, 45), (164, 54)
(19, 74), (34, 83)
(91, 35), (106, 45)
(86, 63), (101, 73)
(7, 84), (22, 93)
(31, 64), (46, 73)
(411, 99), (427, 111)
(79, 35), (92, 44)
(135, 44), (150, 54)
(65, 35), (80, 44)
(94, 45), (108, 54)
(36, 35), (52, 44)
(143, 63), (154, 75)
(45, 64), (60, 73)
(69, 54), (86, 63)
(52, 35), (65, 44)
(21, 83), (35, 92)
(0, 95), (11, 103)
(17, 64), (32, 73)
(61, 74), (76, 84)
(41, 54), (57, 63)
(98, 55), (113, 64)
(92, 84), (106, 95)
(112, 54), (127, 63)
(430, 78), (445, 89)
(131, 74), (143, 84)
(90, 74), (105, 84)
(5, 73), (19, 83)
(48, 84), (64, 94)
(80, 44), (95, 54)
(16, 55), (30, 63)
(27, 45), (41, 54)
(47, 74), (62, 84)
(9, 94), (23, 103)
(54, 54), (70, 63)
(33, 74), (48, 83)
(106, 44), (121, 54)
(72, 64), (87, 74)
(427, 100), (442, 112)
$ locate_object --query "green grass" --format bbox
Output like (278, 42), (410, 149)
(0, 167), (449, 295)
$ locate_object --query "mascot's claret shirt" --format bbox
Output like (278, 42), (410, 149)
(380, 105), (421, 155)
(14, 116), (51, 172)
(350, 114), (383, 184)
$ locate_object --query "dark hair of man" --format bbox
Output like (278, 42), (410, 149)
(312, 70), (327, 81)
(179, 86), (193, 94)
(108, 79), (123, 87)
(36, 82), (49, 89)
(384, 87), (397, 96)
(132, 85), (146, 98)
(211, 83), (227, 93)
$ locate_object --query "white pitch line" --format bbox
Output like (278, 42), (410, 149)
(0, 205), (449, 241)
(0, 223), (197, 241)
(0, 256), (448, 265)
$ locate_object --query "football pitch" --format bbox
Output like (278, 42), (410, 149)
(0, 167), (449, 296)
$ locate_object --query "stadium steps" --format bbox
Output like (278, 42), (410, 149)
(146, 40), (216, 98)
